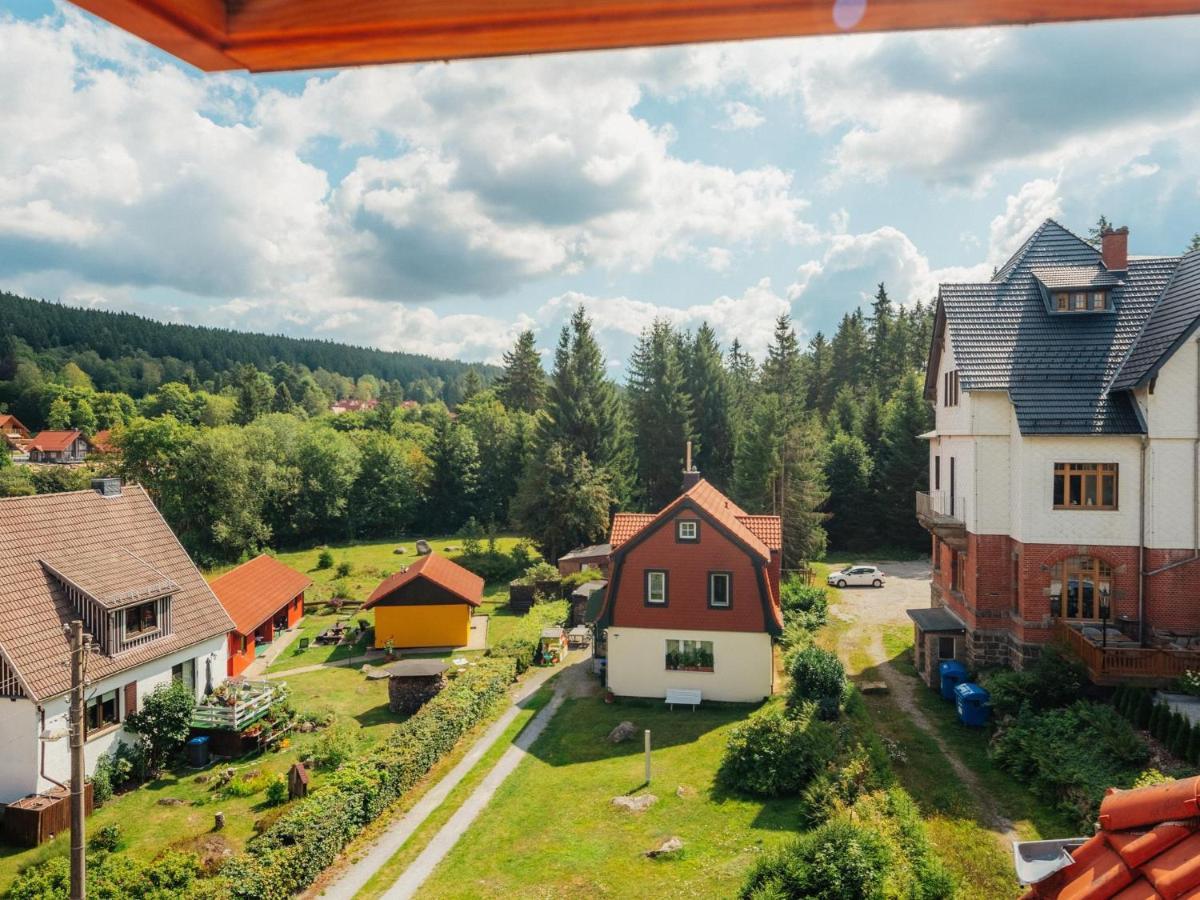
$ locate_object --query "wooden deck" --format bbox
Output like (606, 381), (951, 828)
(1055, 622), (1200, 685)
(191, 679), (283, 731)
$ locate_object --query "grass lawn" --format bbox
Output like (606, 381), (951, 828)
(418, 697), (793, 900)
(0, 666), (402, 895)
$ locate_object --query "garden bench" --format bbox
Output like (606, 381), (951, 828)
(665, 688), (701, 710)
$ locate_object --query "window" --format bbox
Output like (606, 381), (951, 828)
(124, 600), (158, 637)
(676, 520), (699, 542)
(239, 634), (248, 654)
(708, 572), (731, 608)
(937, 637), (956, 660)
(934, 455), (940, 490)
(1053, 463), (1118, 510)
(1049, 556), (1112, 620)
(950, 551), (964, 593)
(85, 689), (120, 736)
(1054, 290), (1108, 312)
(942, 370), (959, 407)
(172, 659), (196, 695)
(645, 570), (668, 605)
(665, 639), (714, 671)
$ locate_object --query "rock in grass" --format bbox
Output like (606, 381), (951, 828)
(645, 836), (684, 857)
(608, 721), (638, 743)
(157, 797), (185, 807)
(859, 681), (889, 694)
(675, 784), (695, 798)
(612, 794), (657, 812)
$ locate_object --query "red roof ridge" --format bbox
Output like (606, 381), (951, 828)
(362, 553), (484, 609)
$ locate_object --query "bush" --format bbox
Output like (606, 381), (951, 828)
(719, 705), (836, 797)
(512, 561), (560, 586)
(316, 549), (334, 570)
(88, 823), (123, 853)
(220, 657), (517, 898)
(335, 561), (353, 578)
(265, 775), (288, 807)
(787, 646), (846, 719)
(123, 680), (195, 774)
(1189, 724), (1200, 766)
(780, 579), (828, 632)
(990, 701), (1150, 829)
(509, 541), (534, 572)
(1177, 670), (1200, 696)
(486, 601), (569, 674)
(741, 820), (891, 900)
(224, 770), (275, 797)
(1134, 691), (1155, 729)
(981, 645), (1086, 720)
(10, 849), (201, 899)
(311, 724), (361, 771)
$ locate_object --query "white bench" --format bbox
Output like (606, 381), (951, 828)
(665, 688), (701, 710)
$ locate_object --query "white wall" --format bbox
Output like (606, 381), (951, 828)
(606, 627), (773, 702)
(934, 337), (971, 435)
(1142, 341), (1200, 550)
(0, 635), (230, 804)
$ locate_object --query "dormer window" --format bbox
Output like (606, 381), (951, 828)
(1054, 291), (1109, 312)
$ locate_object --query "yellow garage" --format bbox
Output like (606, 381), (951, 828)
(362, 553), (483, 650)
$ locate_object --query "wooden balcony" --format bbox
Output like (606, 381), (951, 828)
(1055, 622), (1200, 686)
(191, 679), (284, 732)
(915, 491), (967, 550)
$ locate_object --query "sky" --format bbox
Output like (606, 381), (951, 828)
(3, 2), (1200, 373)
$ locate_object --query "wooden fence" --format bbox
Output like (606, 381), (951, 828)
(1055, 622), (1200, 684)
(191, 680), (279, 731)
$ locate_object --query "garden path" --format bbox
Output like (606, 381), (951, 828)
(312, 651), (593, 899)
(831, 560), (1020, 846)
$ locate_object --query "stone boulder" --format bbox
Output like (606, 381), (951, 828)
(608, 721), (638, 743)
(612, 794), (657, 812)
(645, 836), (684, 858)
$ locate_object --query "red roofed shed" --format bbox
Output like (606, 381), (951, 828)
(362, 554), (483, 650)
(210, 555), (312, 676)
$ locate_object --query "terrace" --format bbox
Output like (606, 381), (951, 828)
(190, 678), (285, 732)
(915, 490), (967, 551)
(1055, 621), (1200, 685)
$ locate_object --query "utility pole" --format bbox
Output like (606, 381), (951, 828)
(68, 620), (88, 900)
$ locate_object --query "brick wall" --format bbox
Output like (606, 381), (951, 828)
(1144, 549), (1200, 632)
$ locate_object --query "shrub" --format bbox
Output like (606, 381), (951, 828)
(335, 560), (353, 578)
(1189, 723), (1200, 765)
(123, 680), (195, 774)
(311, 724), (361, 771)
(1170, 716), (1192, 759)
(316, 549), (334, 570)
(990, 701), (1149, 829)
(88, 823), (123, 853)
(509, 541), (534, 572)
(780, 579), (829, 631)
(1134, 691), (1155, 729)
(91, 752), (115, 806)
(486, 601), (569, 674)
(719, 705), (836, 797)
(1152, 703), (1172, 742)
(741, 820), (891, 900)
(787, 646), (846, 719)
(981, 645), (1086, 720)
(265, 775), (288, 807)
(512, 561), (560, 586)
(220, 658), (516, 898)
(10, 850), (201, 899)
(1132, 768), (1173, 788)
(1178, 670), (1200, 697)
(224, 770), (275, 797)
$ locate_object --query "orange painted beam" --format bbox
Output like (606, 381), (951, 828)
(66, 0), (1200, 72)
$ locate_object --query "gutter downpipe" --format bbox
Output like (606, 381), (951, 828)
(39, 705), (68, 792)
(1139, 339), (1200, 643)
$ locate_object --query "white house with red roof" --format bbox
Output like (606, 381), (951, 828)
(593, 468), (782, 702)
(27, 429), (92, 463)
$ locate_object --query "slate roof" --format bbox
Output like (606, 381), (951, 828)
(0, 486), (235, 701)
(1020, 775), (1200, 899)
(41, 548), (179, 609)
(210, 554), (312, 635)
(906, 607), (966, 633)
(1031, 266), (1123, 290)
(558, 543), (611, 561)
(935, 219), (1183, 434)
(1111, 250), (1200, 391)
(361, 553), (484, 609)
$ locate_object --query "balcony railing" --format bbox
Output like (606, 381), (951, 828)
(191, 679), (283, 732)
(1055, 622), (1200, 685)
(916, 490), (964, 523)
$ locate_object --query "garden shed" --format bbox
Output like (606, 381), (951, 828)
(384, 659), (449, 714)
(362, 554), (483, 650)
(211, 554), (312, 677)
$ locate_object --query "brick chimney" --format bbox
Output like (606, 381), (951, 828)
(1101, 225), (1129, 272)
(682, 440), (701, 490)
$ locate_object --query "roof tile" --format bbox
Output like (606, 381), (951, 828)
(210, 554), (312, 635)
(362, 553), (483, 609)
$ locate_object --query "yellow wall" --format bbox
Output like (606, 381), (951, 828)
(374, 604), (469, 649)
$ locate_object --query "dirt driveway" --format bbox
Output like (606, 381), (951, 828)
(827, 559), (932, 632)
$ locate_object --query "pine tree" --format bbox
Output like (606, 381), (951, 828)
(1170, 714), (1190, 759)
(761, 314), (805, 423)
(803, 332), (832, 412)
(424, 415), (480, 531)
(627, 321), (692, 509)
(726, 339), (758, 426)
(830, 385), (860, 436)
(1188, 234), (1200, 254)
(683, 323), (734, 488)
(867, 283), (896, 392)
(272, 381), (295, 413)
(875, 372), (934, 549)
(459, 369), (484, 402)
(859, 387), (885, 457)
(1134, 691), (1154, 729)
(829, 310), (869, 400)
(494, 329), (546, 413)
(824, 430), (874, 551)
(513, 442), (613, 562)
(1187, 721), (1200, 765)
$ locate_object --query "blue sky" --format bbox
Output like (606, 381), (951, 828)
(3, 2), (1200, 372)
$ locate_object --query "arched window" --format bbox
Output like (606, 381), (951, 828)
(1048, 556), (1112, 620)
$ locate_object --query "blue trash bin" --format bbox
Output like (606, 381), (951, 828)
(954, 682), (991, 727)
(939, 660), (968, 700)
(187, 735), (210, 768)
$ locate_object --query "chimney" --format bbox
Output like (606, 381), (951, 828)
(682, 440), (701, 490)
(91, 477), (122, 497)
(1101, 225), (1129, 272)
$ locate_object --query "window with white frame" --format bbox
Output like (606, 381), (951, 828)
(709, 572), (731, 608)
(645, 570), (667, 605)
(676, 519), (699, 541)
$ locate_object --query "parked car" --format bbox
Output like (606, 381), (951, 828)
(827, 565), (885, 588)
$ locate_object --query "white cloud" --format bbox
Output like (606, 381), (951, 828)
(715, 101), (765, 131)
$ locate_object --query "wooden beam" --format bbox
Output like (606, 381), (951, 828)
(67, 0), (1200, 73)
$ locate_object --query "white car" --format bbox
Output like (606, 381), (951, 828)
(827, 565), (886, 588)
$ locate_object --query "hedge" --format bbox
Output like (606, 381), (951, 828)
(219, 657), (517, 898)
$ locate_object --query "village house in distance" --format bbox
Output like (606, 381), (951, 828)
(593, 465), (783, 702)
(0, 479), (234, 803)
(913, 220), (1200, 684)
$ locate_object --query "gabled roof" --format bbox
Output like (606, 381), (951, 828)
(1021, 775), (1200, 899)
(0, 486), (234, 701)
(736, 515), (783, 552)
(41, 548), (179, 609)
(210, 554), (313, 635)
(610, 514), (656, 548)
(933, 219), (1181, 435)
(1110, 251), (1200, 391)
(28, 430), (87, 452)
(558, 543), (611, 561)
(1031, 266), (1123, 290)
(362, 553), (484, 609)
(0, 414), (29, 435)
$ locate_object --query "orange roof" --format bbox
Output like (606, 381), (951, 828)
(210, 554), (313, 635)
(28, 430), (85, 453)
(610, 513), (656, 548)
(0, 414), (29, 435)
(362, 554), (484, 609)
(736, 515), (783, 552)
(91, 429), (117, 453)
(1022, 775), (1200, 900)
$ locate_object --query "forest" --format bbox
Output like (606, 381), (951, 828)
(0, 287), (934, 566)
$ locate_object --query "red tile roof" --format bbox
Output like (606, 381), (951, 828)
(1022, 775), (1200, 900)
(28, 430), (85, 453)
(736, 515), (783, 551)
(210, 554), (313, 636)
(91, 429), (117, 453)
(610, 513), (656, 548)
(362, 554), (484, 609)
(0, 486), (235, 700)
(0, 414), (30, 436)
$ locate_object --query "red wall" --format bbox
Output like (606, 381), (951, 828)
(611, 511), (773, 633)
(227, 632), (254, 677)
(287, 592), (304, 627)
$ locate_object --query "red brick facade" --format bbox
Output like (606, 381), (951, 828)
(610, 509), (776, 633)
(931, 533), (1200, 668)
